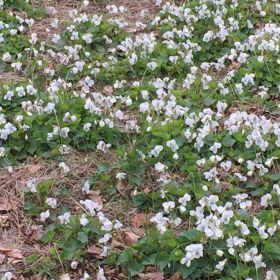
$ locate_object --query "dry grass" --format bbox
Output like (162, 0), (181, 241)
(0, 148), (145, 278)
(0, 73), (26, 85)
(0, 0), (163, 278)
(29, 0), (160, 42)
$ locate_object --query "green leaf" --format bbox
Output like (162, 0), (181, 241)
(37, 180), (54, 195)
(265, 243), (280, 256)
(118, 248), (133, 264)
(142, 254), (156, 265)
(128, 259), (144, 276)
(77, 231), (88, 244)
(181, 229), (202, 242)
(60, 239), (79, 260)
(132, 194), (147, 206)
(203, 98), (215, 106)
(24, 202), (40, 215)
(155, 252), (170, 270)
(222, 136), (236, 147)
(98, 162), (110, 174)
(41, 230), (55, 243)
(267, 173), (280, 181)
(26, 254), (39, 264)
(234, 263), (250, 278)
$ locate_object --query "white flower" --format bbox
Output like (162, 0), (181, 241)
(166, 139), (179, 152)
(92, 15), (102, 26)
(209, 142), (221, 154)
(216, 250), (224, 257)
(149, 145), (163, 157)
(71, 261), (79, 269)
(147, 61), (157, 71)
(2, 272), (13, 280)
(241, 74), (255, 86)
(181, 244), (203, 267)
(80, 272), (90, 280)
(150, 212), (169, 234)
(139, 102), (149, 113)
(129, 53), (138, 65)
(116, 172), (126, 180)
(83, 123), (92, 131)
(80, 199), (102, 216)
(234, 220), (250, 235)
(59, 162), (70, 173)
(97, 141), (111, 153)
(2, 52), (12, 62)
(83, 0), (89, 6)
(26, 178), (38, 193)
(82, 180), (90, 194)
(97, 266), (107, 280)
(114, 220), (123, 229)
(40, 210), (50, 222)
(154, 162), (167, 173)
(98, 233), (111, 243)
(273, 184), (280, 195)
(162, 201), (175, 213)
(178, 193), (191, 206)
(52, 34), (60, 44)
(260, 194), (272, 208)
(80, 214), (89, 226)
(45, 198), (57, 209)
(215, 259), (227, 271)
(265, 270), (278, 280)
(82, 34), (93, 44)
(58, 212), (71, 225)
(0, 146), (5, 157)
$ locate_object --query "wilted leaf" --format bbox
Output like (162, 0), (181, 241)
(131, 213), (146, 228)
(30, 274), (48, 280)
(25, 163), (41, 174)
(139, 272), (164, 280)
(0, 215), (9, 225)
(0, 198), (13, 211)
(26, 225), (43, 242)
(59, 274), (71, 280)
(170, 272), (181, 280)
(111, 239), (124, 249)
(116, 181), (125, 193)
(0, 253), (5, 264)
(87, 245), (103, 259)
(229, 61), (241, 70)
(123, 231), (140, 246)
(103, 85), (113, 95)
(89, 190), (103, 207)
(0, 248), (23, 259)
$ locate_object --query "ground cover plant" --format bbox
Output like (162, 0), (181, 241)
(0, 0), (280, 279)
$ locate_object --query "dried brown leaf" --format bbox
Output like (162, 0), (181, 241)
(131, 213), (146, 228)
(0, 253), (5, 264)
(0, 215), (9, 224)
(116, 181), (124, 193)
(123, 231), (140, 246)
(139, 272), (164, 280)
(111, 239), (124, 249)
(89, 190), (103, 207)
(26, 225), (43, 242)
(25, 163), (41, 174)
(169, 272), (181, 280)
(103, 85), (113, 95)
(0, 198), (13, 211)
(87, 245), (103, 259)
(60, 274), (71, 280)
(30, 274), (49, 280)
(0, 248), (23, 259)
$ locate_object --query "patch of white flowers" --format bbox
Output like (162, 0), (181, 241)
(1, 0), (280, 278)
